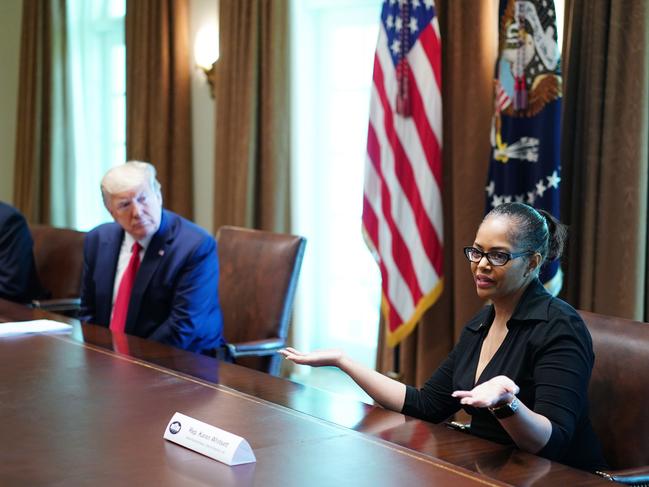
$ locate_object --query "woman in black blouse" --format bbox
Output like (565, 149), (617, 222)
(280, 202), (607, 471)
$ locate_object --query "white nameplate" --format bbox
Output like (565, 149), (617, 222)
(0, 319), (72, 337)
(163, 412), (256, 466)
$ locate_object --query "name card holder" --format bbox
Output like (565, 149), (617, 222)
(163, 412), (256, 466)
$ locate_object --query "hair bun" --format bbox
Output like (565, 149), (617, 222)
(537, 209), (567, 261)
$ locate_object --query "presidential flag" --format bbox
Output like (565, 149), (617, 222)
(362, 0), (443, 347)
(486, 0), (563, 293)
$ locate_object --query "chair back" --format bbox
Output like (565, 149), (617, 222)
(216, 226), (306, 374)
(581, 310), (649, 469)
(30, 224), (86, 299)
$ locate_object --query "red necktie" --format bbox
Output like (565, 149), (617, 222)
(110, 242), (142, 333)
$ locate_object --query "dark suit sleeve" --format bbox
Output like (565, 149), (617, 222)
(148, 235), (223, 351)
(78, 234), (97, 323)
(0, 210), (38, 302)
(533, 315), (594, 460)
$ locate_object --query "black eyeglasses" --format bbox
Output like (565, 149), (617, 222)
(463, 246), (534, 267)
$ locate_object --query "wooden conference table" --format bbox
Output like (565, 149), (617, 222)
(0, 299), (609, 486)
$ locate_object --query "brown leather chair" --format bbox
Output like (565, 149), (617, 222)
(29, 224), (86, 314)
(580, 310), (649, 485)
(216, 225), (306, 375)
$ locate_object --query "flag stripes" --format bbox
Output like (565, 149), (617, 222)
(363, 1), (443, 347)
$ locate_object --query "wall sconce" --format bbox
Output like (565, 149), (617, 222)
(194, 25), (219, 97)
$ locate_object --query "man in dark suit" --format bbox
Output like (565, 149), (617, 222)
(79, 161), (224, 354)
(0, 201), (43, 303)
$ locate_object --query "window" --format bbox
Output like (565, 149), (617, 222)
(290, 0), (383, 400)
(67, 0), (125, 230)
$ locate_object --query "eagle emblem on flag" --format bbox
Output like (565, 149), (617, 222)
(486, 0), (563, 295)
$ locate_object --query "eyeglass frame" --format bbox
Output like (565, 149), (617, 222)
(463, 246), (536, 267)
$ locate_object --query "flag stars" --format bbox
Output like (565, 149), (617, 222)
(527, 191), (535, 204)
(515, 194), (525, 203)
(503, 195), (512, 204)
(424, 0), (435, 9)
(546, 170), (561, 188)
(536, 180), (547, 197)
(391, 39), (401, 55)
(485, 180), (495, 197)
(409, 17), (419, 33)
(412, 0), (421, 8)
(395, 16), (403, 32)
(492, 194), (504, 208)
(386, 14), (394, 30)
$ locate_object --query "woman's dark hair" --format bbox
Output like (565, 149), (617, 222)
(485, 202), (567, 263)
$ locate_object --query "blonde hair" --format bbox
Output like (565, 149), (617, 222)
(101, 161), (162, 208)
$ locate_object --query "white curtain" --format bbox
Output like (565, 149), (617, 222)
(290, 0), (383, 384)
(66, 0), (125, 230)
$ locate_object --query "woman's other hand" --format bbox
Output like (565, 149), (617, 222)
(451, 375), (520, 408)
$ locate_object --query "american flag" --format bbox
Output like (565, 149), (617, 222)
(362, 0), (443, 348)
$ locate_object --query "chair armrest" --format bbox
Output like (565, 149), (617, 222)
(595, 466), (649, 485)
(226, 338), (286, 358)
(31, 298), (81, 316)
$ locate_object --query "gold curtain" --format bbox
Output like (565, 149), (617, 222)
(561, 0), (649, 320)
(125, 0), (193, 219)
(212, 0), (290, 233)
(13, 0), (67, 224)
(376, 0), (499, 386)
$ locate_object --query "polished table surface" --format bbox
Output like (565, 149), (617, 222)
(0, 299), (609, 486)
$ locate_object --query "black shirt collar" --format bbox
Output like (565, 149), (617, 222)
(466, 278), (552, 332)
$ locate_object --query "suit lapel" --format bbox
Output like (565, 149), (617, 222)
(97, 225), (123, 326)
(125, 211), (174, 334)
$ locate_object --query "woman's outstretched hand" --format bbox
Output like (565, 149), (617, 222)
(280, 347), (408, 412)
(451, 375), (520, 408)
(279, 347), (344, 368)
